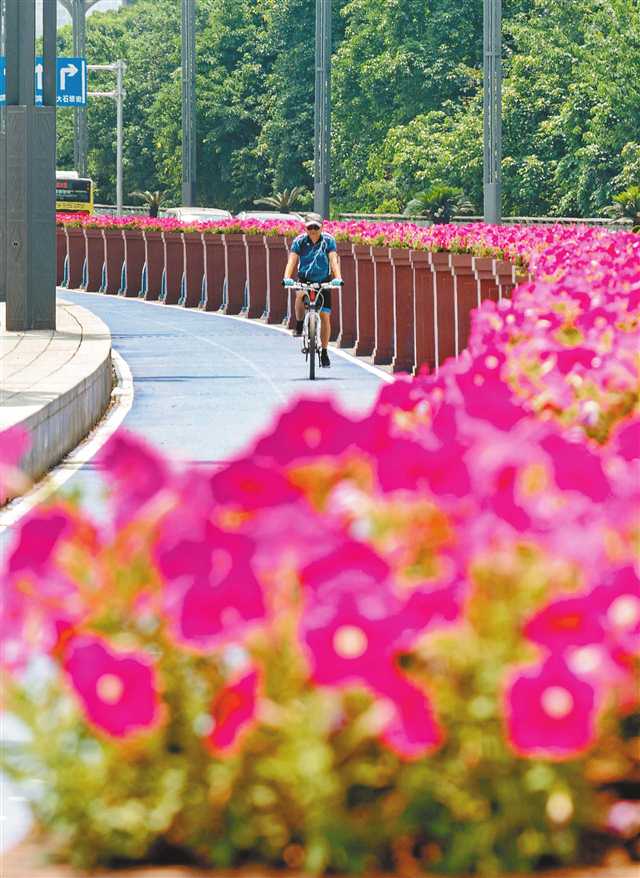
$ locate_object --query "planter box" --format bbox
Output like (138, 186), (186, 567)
(143, 230), (164, 301)
(56, 227), (67, 287)
(450, 252), (478, 357)
(353, 244), (375, 357)
(263, 236), (289, 324)
(371, 245), (394, 366)
(83, 228), (105, 292)
(244, 234), (268, 319)
(162, 231), (184, 305)
(411, 250), (436, 374)
(64, 226), (86, 291)
(122, 227), (146, 298)
(390, 247), (414, 373)
(182, 232), (205, 308)
(430, 250), (456, 366)
(202, 234), (225, 311)
(103, 229), (125, 295)
(336, 241), (357, 348)
(221, 234), (247, 315)
(493, 260), (517, 300)
(473, 256), (500, 304)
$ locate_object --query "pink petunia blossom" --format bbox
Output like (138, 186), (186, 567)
(540, 432), (611, 502)
(205, 667), (260, 755)
(63, 635), (162, 738)
(0, 425), (30, 503)
(504, 656), (599, 759)
(98, 431), (171, 523)
(378, 672), (443, 760)
(524, 594), (607, 652)
(209, 458), (302, 510)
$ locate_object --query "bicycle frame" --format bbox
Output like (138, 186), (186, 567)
(289, 282), (333, 380)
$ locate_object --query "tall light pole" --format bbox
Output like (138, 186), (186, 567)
(1, 0), (57, 330)
(181, 0), (196, 206)
(71, 0), (88, 175)
(314, 0), (331, 220)
(483, 0), (502, 223)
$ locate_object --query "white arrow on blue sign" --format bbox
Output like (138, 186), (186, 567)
(0, 57), (87, 107)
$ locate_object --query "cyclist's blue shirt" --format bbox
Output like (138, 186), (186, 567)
(291, 232), (337, 282)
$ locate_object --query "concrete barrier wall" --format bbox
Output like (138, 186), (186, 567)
(57, 227), (530, 375)
(2, 301), (112, 485)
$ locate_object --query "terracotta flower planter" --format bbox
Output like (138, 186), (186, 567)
(411, 250), (436, 374)
(162, 231), (184, 305)
(263, 236), (289, 324)
(83, 228), (105, 292)
(353, 244), (375, 357)
(244, 234), (268, 319)
(64, 226), (86, 290)
(122, 227), (146, 298)
(221, 233), (247, 315)
(450, 252), (479, 357)
(473, 256), (500, 304)
(56, 227), (67, 287)
(182, 232), (205, 308)
(103, 229), (125, 295)
(371, 246), (394, 366)
(493, 260), (517, 300)
(143, 230), (164, 301)
(390, 247), (415, 373)
(202, 234), (225, 311)
(430, 251), (456, 365)
(336, 241), (357, 348)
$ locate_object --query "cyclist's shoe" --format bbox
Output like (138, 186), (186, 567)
(292, 320), (304, 337)
(320, 349), (331, 368)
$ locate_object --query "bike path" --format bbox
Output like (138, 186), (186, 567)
(61, 289), (384, 463)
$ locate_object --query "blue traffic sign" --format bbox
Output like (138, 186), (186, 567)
(0, 57), (87, 107)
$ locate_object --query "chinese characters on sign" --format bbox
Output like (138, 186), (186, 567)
(0, 57), (87, 106)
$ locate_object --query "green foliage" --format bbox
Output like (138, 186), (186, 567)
(404, 184), (474, 224)
(603, 186), (640, 230)
(254, 186), (309, 212)
(130, 189), (165, 217)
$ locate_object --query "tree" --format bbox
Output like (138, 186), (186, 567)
(603, 186), (640, 231)
(404, 184), (474, 224)
(130, 189), (165, 217)
(254, 186), (308, 212)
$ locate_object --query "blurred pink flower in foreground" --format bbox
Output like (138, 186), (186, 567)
(0, 425), (30, 504)
(63, 635), (162, 738)
(504, 657), (598, 759)
(206, 667), (260, 755)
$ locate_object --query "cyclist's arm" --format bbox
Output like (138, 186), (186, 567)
(329, 250), (341, 280)
(284, 251), (299, 280)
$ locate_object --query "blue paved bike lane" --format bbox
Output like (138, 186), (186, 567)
(61, 290), (384, 463)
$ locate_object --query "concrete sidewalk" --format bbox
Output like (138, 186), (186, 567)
(0, 300), (112, 489)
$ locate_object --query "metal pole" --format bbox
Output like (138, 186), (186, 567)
(116, 60), (125, 213)
(72, 0), (88, 176)
(483, 0), (502, 223)
(314, 0), (331, 220)
(181, 0), (196, 206)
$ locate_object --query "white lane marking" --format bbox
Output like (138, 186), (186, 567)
(71, 291), (394, 384)
(0, 349), (134, 531)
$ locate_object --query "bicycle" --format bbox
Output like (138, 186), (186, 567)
(284, 281), (335, 380)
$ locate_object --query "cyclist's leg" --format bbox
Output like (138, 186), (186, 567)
(320, 312), (331, 348)
(295, 290), (305, 322)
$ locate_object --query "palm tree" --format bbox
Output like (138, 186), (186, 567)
(254, 187), (305, 213)
(603, 186), (640, 231)
(130, 190), (164, 218)
(404, 184), (474, 224)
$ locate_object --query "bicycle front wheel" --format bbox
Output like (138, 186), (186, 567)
(308, 313), (317, 380)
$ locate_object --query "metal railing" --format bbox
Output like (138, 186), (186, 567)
(337, 212), (632, 230)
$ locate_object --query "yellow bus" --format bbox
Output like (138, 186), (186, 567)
(56, 171), (95, 214)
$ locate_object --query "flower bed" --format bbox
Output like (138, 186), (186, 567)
(2, 224), (639, 875)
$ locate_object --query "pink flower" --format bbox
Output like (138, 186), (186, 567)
(591, 566), (640, 656)
(63, 635), (162, 738)
(209, 458), (302, 510)
(375, 437), (470, 498)
(504, 656), (598, 759)
(156, 519), (266, 651)
(606, 800), (640, 837)
(0, 425), (30, 503)
(540, 433), (611, 502)
(7, 506), (73, 577)
(524, 594), (607, 652)
(611, 418), (640, 462)
(205, 667), (260, 755)
(379, 672), (443, 760)
(98, 431), (170, 523)
(455, 361), (527, 431)
(253, 398), (361, 464)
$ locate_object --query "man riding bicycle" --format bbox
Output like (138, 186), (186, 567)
(283, 213), (342, 368)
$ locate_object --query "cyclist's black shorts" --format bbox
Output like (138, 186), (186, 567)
(299, 275), (332, 313)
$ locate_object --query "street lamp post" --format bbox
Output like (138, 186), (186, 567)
(182, 0), (196, 206)
(1, 0), (57, 330)
(72, 0), (88, 176)
(483, 0), (502, 223)
(314, 0), (331, 220)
